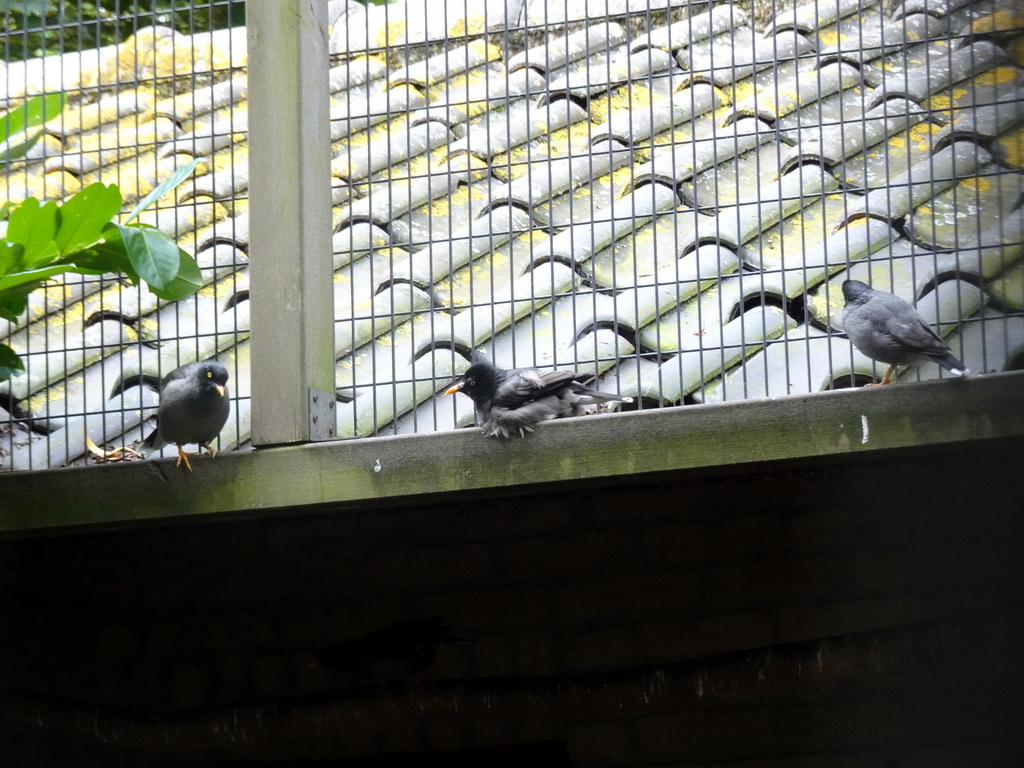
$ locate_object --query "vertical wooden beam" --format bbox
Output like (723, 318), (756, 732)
(247, 0), (334, 445)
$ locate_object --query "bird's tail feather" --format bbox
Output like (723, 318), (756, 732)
(569, 382), (634, 404)
(575, 391), (634, 404)
(931, 350), (969, 376)
(139, 426), (166, 454)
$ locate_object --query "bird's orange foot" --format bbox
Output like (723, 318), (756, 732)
(865, 365), (897, 387)
(201, 443), (218, 458)
(175, 446), (195, 472)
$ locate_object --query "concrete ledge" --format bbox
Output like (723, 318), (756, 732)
(2, 370), (1022, 537)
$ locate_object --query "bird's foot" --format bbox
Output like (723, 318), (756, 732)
(864, 365), (896, 387)
(175, 446), (195, 472)
(201, 443), (219, 458)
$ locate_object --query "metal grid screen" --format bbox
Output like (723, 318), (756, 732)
(2, 0), (1023, 471)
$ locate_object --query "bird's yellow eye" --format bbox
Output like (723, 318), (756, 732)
(207, 371), (213, 378)
(468, 378), (475, 386)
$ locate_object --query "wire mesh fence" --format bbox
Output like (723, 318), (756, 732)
(2, 0), (1023, 471)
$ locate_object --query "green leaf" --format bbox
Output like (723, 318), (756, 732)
(147, 249), (203, 301)
(0, 293), (29, 323)
(118, 223), (181, 290)
(0, 241), (25, 278)
(0, 92), (64, 142)
(0, 91), (64, 164)
(0, 263), (70, 295)
(53, 182), (123, 256)
(1, 201), (15, 221)
(5, 196), (60, 268)
(84, 224), (139, 281)
(73, 241), (137, 280)
(0, 343), (25, 383)
(123, 158), (200, 224)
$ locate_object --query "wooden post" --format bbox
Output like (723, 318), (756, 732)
(247, 0), (335, 445)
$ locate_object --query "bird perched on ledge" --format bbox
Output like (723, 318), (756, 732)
(139, 360), (230, 471)
(840, 279), (968, 385)
(445, 359), (634, 438)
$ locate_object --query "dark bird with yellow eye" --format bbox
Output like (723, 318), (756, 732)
(140, 360), (230, 471)
(445, 359), (634, 438)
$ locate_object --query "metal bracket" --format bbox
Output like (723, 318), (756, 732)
(308, 387), (337, 441)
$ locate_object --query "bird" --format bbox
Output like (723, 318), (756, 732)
(139, 360), (230, 471)
(444, 359), (634, 438)
(316, 618), (466, 684)
(840, 279), (969, 385)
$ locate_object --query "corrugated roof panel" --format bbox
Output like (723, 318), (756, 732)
(2, 0), (1022, 470)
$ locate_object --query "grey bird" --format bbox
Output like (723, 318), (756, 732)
(840, 279), (968, 385)
(444, 360), (634, 438)
(317, 618), (467, 684)
(139, 360), (230, 470)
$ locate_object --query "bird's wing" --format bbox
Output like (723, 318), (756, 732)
(493, 368), (578, 407)
(886, 314), (948, 354)
(160, 364), (192, 389)
(486, 397), (569, 437)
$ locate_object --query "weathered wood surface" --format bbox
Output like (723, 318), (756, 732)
(1, 371), (1022, 535)
(247, 0), (335, 445)
(2, 603), (1020, 755)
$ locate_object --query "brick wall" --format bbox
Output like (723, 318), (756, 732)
(1, 439), (1023, 765)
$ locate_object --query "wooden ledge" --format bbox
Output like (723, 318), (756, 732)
(2, 371), (1022, 537)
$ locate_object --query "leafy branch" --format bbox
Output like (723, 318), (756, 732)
(1, 91), (64, 166)
(1, 96), (204, 381)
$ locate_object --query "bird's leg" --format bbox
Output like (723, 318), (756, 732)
(175, 445), (194, 472)
(865, 364), (897, 387)
(201, 442), (218, 458)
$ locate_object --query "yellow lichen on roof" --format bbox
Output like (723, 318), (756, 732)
(886, 133), (906, 151)
(375, 20), (407, 48)
(970, 10), (1024, 34)
(975, 66), (1019, 87)
(455, 16), (497, 38)
(73, 117), (176, 163)
(0, 167), (39, 203)
(342, 123), (373, 150)
(907, 121), (939, 152)
(731, 79), (756, 104)
(553, 118), (598, 155)
(587, 93), (612, 125)
(817, 28), (840, 47)
(609, 163), (639, 191)
(927, 94), (955, 116)
(959, 177), (991, 192)
(58, 90), (155, 136)
(467, 40), (502, 63)
(442, 183), (471, 214)
(609, 82), (653, 112)
(998, 127), (1024, 168)
(86, 148), (162, 203)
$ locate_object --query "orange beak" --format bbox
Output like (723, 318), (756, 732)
(444, 382), (463, 396)
(214, 384), (225, 397)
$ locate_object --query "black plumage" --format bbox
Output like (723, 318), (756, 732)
(444, 360), (634, 438)
(840, 279), (968, 385)
(140, 360), (230, 471)
(317, 618), (465, 683)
